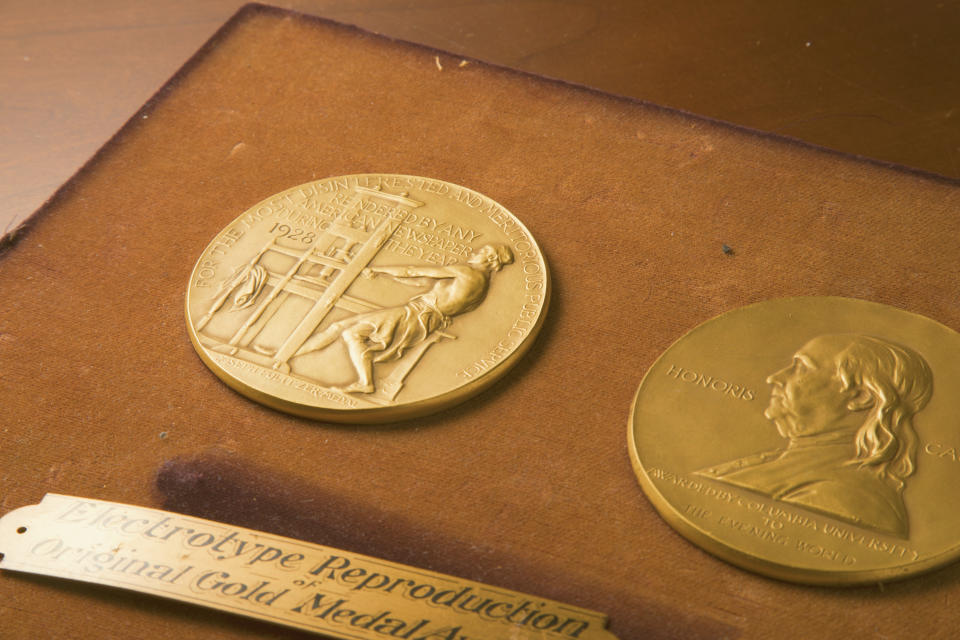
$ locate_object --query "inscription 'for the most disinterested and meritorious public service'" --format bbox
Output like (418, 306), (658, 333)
(629, 297), (960, 585)
(184, 175), (549, 423)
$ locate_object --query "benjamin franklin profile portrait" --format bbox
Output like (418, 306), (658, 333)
(697, 334), (933, 538)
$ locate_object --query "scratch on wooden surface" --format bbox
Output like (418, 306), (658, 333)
(228, 142), (247, 158)
(706, 604), (749, 625)
(434, 55), (443, 71)
(45, 464), (64, 484)
(728, 587), (777, 611)
(0, 603), (46, 617)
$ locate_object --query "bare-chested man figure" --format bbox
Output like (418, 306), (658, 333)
(294, 244), (514, 393)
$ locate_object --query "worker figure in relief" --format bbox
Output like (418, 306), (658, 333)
(294, 244), (514, 393)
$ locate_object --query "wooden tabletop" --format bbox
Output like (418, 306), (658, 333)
(3, 0), (959, 235)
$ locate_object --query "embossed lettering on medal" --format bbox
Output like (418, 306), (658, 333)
(628, 297), (960, 584)
(185, 175), (549, 423)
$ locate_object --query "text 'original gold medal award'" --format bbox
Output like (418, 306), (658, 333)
(185, 175), (549, 423)
(0, 495), (619, 639)
(628, 297), (960, 584)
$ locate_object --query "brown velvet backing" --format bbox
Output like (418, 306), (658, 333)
(3, 5), (960, 638)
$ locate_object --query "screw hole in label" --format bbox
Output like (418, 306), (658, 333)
(16, 526), (27, 534)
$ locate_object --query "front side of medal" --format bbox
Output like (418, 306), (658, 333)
(629, 297), (960, 584)
(185, 174), (548, 423)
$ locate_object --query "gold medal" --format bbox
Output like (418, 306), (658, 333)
(628, 297), (960, 584)
(185, 175), (548, 423)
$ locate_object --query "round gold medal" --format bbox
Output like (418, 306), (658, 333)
(185, 175), (549, 423)
(628, 297), (960, 584)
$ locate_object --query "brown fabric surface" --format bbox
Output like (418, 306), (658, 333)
(2, 4), (960, 638)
